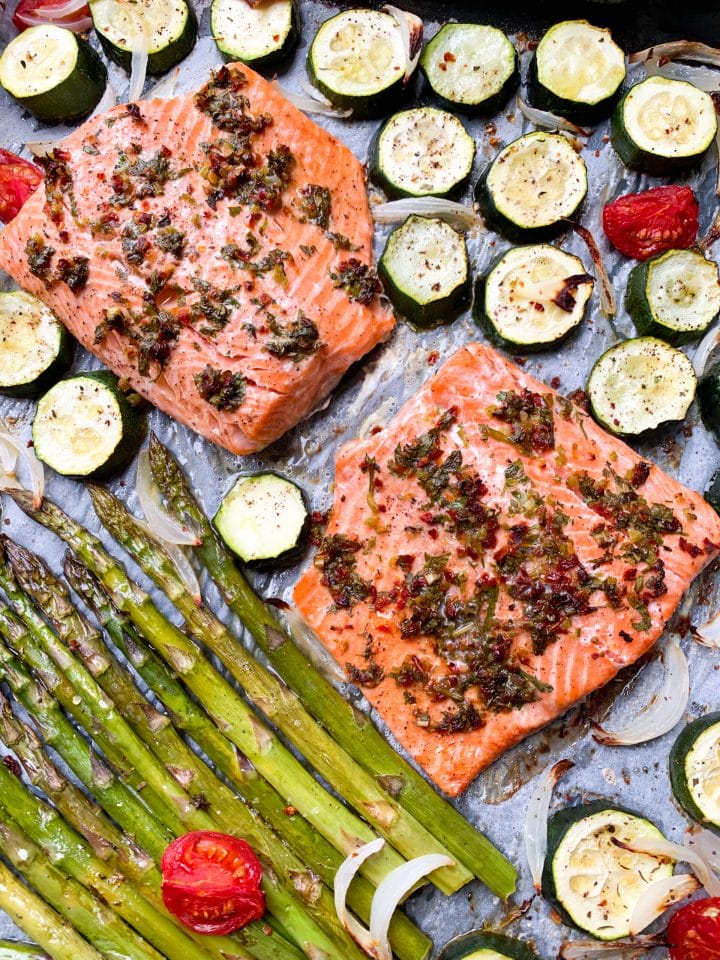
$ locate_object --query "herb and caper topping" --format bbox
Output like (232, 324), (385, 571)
(293, 184), (331, 229)
(25, 234), (88, 292)
(315, 533), (373, 610)
(193, 365), (247, 410)
(488, 389), (555, 454)
(110, 146), (177, 207)
(265, 311), (322, 362)
(330, 258), (382, 304)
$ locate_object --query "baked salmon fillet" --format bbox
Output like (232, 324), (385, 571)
(295, 343), (720, 796)
(0, 65), (393, 454)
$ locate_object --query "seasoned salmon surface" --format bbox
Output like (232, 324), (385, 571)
(295, 343), (720, 796)
(0, 65), (393, 455)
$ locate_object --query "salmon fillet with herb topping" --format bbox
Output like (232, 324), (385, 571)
(0, 64), (393, 454)
(294, 343), (720, 796)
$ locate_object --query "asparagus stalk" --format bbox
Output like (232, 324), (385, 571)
(0, 816), (165, 960)
(0, 545), (340, 960)
(89, 484), (469, 896)
(6, 541), (367, 960)
(0, 860), (104, 960)
(0, 760), (221, 960)
(64, 555), (431, 960)
(8, 493), (408, 891)
(149, 436), (516, 899)
(0, 942), (46, 960)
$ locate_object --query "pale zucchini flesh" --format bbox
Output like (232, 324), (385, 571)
(371, 107), (475, 199)
(0, 291), (72, 397)
(587, 336), (697, 436)
(211, 0), (298, 67)
(479, 245), (593, 350)
(90, 0), (197, 75)
(684, 723), (720, 827)
(548, 807), (673, 940)
(420, 23), (518, 111)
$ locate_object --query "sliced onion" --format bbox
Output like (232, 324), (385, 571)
(687, 829), (720, 870)
(593, 636), (688, 746)
(692, 321), (720, 376)
(643, 57), (720, 92)
(567, 222), (616, 317)
(134, 516), (202, 606)
(147, 68), (180, 100)
(372, 197), (483, 230)
(628, 873), (700, 935)
(694, 606), (720, 647)
(631, 41), (720, 67)
(0, 422), (44, 509)
(381, 5), (423, 83)
(559, 935), (664, 959)
(369, 853), (455, 960)
(517, 96), (590, 137)
(619, 835), (720, 896)
(128, 12), (150, 103)
(334, 838), (386, 958)
(17, 0), (93, 33)
(91, 81), (118, 116)
(270, 79), (353, 119)
(280, 605), (346, 684)
(136, 450), (201, 547)
(524, 758), (574, 891)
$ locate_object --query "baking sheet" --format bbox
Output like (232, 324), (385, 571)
(2, 3), (720, 956)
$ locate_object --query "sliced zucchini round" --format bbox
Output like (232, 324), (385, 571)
(419, 23), (518, 114)
(307, 9), (407, 118)
(611, 76), (718, 175)
(33, 371), (146, 480)
(90, 0), (198, 76)
(369, 107), (475, 200)
(441, 930), (538, 960)
(475, 132), (587, 243)
(211, 0), (300, 70)
(0, 291), (73, 398)
(587, 336), (697, 436)
(529, 20), (626, 125)
(475, 244), (593, 352)
(626, 249), (720, 346)
(697, 361), (720, 436)
(670, 713), (720, 835)
(542, 801), (674, 940)
(214, 472), (309, 567)
(0, 24), (107, 123)
(705, 469), (720, 516)
(378, 215), (470, 328)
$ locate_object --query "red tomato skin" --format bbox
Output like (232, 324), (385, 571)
(0, 150), (43, 225)
(602, 185), (699, 261)
(161, 832), (265, 935)
(13, 0), (92, 31)
(668, 898), (720, 959)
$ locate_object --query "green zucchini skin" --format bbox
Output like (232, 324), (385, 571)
(527, 55), (622, 127)
(705, 470), (720, 516)
(441, 929), (538, 960)
(0, 291), (75, 399)
(474, 168), (581, 244)
(419, 23), (519, 116)
(626, 250), (720, 346)
(211, 0), (300, 70)
(0, 31), (107, 124)
(94, 3), (198, 76)
(0, 328), (74, 399)
(33, 371), (146, 481)
(541, 800), (656, 935)
(670, 712), (720, 835)
(697, 361), (720, 437)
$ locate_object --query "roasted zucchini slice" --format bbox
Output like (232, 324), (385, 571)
(670, 713), (720, 835)
(0, 291), (74, 398)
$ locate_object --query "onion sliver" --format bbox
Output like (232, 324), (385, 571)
(147, 68), (180, 100)
(643, 57), (720, 92)
(688, 829), (720, 870)
(128, 12), (150, 103)
(136, 450), (200, 546)
(134, 516), (202, 606)
(628, 873), (700, 935)
(334, 838), (385, 958)
(694, 607), (720, 647)
(592, 635), (688, 746)
(369, 853), (455, 960)
(567, 222), (616, 317)
(559, 934), (664, 959)
(524, 758), (574, 891)
(692, 321), (720, 376)
(517, 96), (590, 136)
(631, 40), (720, 67)
(372, 197), (482, 230)
(0, 423), (44, 509)
(381, 5), (423, 83)
(619, 835), (720, 896)
(272, 79), (353, 118)
(280, 604), (346, 684)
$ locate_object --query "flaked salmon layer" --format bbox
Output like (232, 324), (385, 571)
(0, 65), (394, 455)
(294, 343), (720, 796)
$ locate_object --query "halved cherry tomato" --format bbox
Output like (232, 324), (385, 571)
(0, 149), (42, 225)
(161, 832), (266, 935)
(667, 897), (720, 959)
(602, 185), (699, 261)
(13, 0), (92, 33)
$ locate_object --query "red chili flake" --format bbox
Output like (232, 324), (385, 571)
(680, 537), (703, 558)
(550, 376), (561, 389)
(427, 350), (440, 366)
(443, 51), (456, 62)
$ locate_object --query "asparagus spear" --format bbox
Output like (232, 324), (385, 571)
(64, 554), (431, 960)
(89, 484), (469, 896)
(0, 942), (47, 960)
(0, 860), (104, 960)
(0, 545), (344, 960)
(149, 436), (516, 898)
(6, 540), (367, 960)
(8, 493), (407, 891)
(0, 760), (221, 960)
(0, 816), (165, 960)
